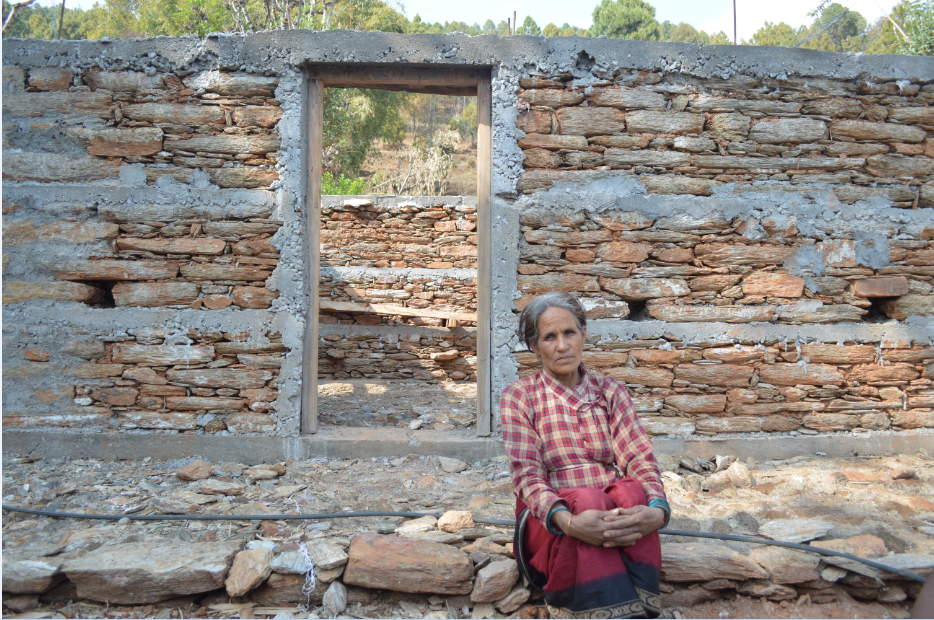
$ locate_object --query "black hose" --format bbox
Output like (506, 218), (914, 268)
(3, 504), (926, 583)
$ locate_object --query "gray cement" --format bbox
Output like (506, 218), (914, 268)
(4, 33), (934, 451)
(4, 429), (930, 464)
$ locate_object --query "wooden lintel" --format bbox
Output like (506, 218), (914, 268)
(320, 299), (477, 323)
(311, 66), (485, 96)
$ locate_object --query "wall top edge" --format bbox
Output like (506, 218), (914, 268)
(4, 31), (933, 83)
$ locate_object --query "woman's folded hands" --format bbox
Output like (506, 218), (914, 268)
(559, 506), (666, 547)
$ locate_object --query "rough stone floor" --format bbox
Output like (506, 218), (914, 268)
(2, 449), (933, 619)
(317, 380), (477, 428)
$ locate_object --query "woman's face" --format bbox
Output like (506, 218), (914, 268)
(531, 306), (586, 388)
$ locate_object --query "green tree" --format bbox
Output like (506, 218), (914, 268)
(543, 22), (558, 36)
(559, 22), (587, 36)
(3, 1), (97, 39)
(748, 21), (805, 46)
(589, 0), (660, 40)
(798, 2), (867, 52)
(899, 0), (934, 54)
(865, 0), (911, 54)
(708, 31), (731, 44)
(323, 87), (406, 180)
(659, 20), (705, 44)
(517, 15), (540, 35)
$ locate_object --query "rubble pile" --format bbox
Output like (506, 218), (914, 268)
(3, 451), (932, 619)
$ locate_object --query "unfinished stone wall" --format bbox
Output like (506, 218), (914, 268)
(2, 33), (933, 448)
(495, 64), (934, 440)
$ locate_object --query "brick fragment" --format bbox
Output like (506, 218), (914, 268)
(742, 272), (804, 298)
(759, 363), (845, 386)
(853, 277), (909, 298)
(674, 364), (754, 387)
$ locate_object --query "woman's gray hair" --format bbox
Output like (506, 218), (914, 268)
(517, 292), (587, 351)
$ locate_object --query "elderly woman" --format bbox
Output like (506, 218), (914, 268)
(503, 292), (669, 619)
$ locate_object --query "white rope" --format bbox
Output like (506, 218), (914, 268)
(297, 542), (317, 611)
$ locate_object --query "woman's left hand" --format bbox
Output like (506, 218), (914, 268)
(597, 506), (666, 547)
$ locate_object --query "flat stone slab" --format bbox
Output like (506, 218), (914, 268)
(343, 533), (473, 595)
(63, 540), (243, 604)
(1, 546), (65, 594)
(759, 519), (834, 543)
(661, 544), (769, 582)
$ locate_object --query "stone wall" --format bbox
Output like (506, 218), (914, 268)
(3, 33), (933, 445)
(318, 196), (479, 387)
(2, 329), (285, 433)
(514, 74), (934, 202)
(322, 197), (478, 269)
(515, 335), (933, 436)
(501, 67), (934, 439)
(319, 328), (478, 382)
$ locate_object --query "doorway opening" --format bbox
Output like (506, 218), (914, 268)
(302, 66), (492, 436)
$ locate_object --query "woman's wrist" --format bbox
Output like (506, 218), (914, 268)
(647, 498), (671, 529)
(546, 504), (571, 535)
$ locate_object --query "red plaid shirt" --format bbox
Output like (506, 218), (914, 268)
(501, 365), (666, 526)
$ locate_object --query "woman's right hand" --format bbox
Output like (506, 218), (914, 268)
(562, 508), (625, 546)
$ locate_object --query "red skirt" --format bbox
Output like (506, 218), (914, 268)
(513, 478), (662, 619)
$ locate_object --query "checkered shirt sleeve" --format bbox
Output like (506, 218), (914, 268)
(501, 378), (561, 524)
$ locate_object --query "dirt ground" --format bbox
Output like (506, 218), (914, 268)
(2, 448), (931, 619)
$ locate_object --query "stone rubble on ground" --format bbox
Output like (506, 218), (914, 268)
(2, 451), (932, 618)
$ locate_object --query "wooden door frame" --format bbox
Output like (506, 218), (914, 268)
(301, 65), (493, 437)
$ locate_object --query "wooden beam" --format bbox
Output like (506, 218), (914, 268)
(476, 78), (492, 438)
(311, 66), (483, 96)
(320, 299), (477, 323)
(301, 77), (323, 435)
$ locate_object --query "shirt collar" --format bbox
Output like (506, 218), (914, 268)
(538, 364), (595, 407)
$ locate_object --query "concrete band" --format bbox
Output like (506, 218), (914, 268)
(4, 429), (930, 463)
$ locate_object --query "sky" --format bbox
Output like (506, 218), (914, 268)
(37, 0), (902, 42)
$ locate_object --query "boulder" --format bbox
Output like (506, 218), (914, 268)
(759, 519), (833, 543)
(2, 547), (65, 594)
(63, 541), (243, 603)
(439, 456), (468, 473)
(270, 552), (311, 575)
(395, 515), (438, 536)
(749, 546), (820, 584)
(323, 580), (348, 616)
(496, 585), (531, 613)
(303, 540), (348, 571)
(470, 561), (519, 603)
(225, 548), (273, 597)
(438, 510), (475, 533)
(343, 533), (473, 594)
(250, 573), (327, 606)
(177, 460), (212, 481)
(661, 544), (768, 582)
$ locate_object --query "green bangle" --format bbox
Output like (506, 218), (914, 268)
(546, 505), (570, 535)
(648, 498), (671, 529)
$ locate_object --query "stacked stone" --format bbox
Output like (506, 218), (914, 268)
(518, 210), (933, 323)
(319, 330), (478, 382)
(6, 219), (281, 310)
(320, 269), (478, 326)
(321, 196), (478, 268)
(3, 330), (286, 433)
(2, 67), (281, 188)
(515, 336), (933, 436)
(515, 74), (934, 204)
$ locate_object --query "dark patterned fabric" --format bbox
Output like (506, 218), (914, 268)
(514, 479), (662, 619)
